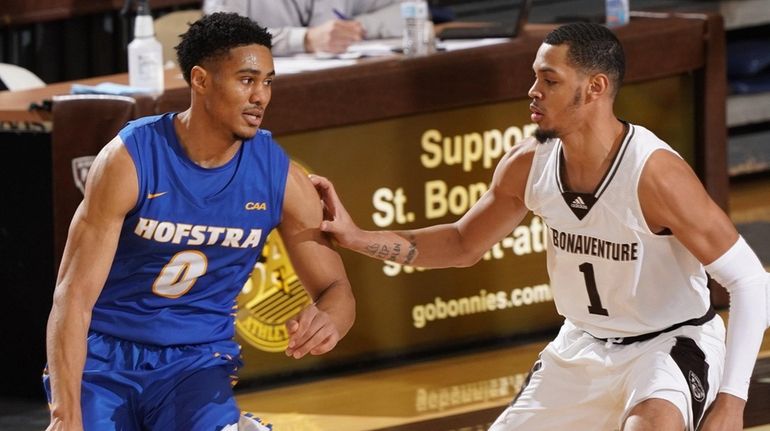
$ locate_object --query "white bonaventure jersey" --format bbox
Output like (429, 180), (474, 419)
(525, 123), (711, 338)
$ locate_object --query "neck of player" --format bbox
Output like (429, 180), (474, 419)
(174, 108), (243, 169)
(560, 114), (625, 193)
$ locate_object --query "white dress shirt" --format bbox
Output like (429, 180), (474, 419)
(203, 0), (403, 55)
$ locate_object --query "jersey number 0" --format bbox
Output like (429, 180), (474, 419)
(152, 250), (209, 298)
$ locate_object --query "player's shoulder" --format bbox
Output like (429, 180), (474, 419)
(93, 133), (131, 166)
(245, 128), (275, 146)
(641, 148), (694, 193)
(254, 128), (273, 139)
(246, 128), (285, 153)
(491, 136), (538, 197)
(119, 113), (168, 136)
(638, 137), (701, 216)
(82, 134), (138, 214)
(634, 123), (687, 178)
(117, 113), (172, 153)
(497, 136), (539, 175)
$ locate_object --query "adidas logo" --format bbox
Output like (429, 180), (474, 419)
(570, 196), (588, 210)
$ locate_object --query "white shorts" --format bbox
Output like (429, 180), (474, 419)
(489, 316), (726, 431)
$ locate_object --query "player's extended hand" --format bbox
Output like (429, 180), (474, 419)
(304, 19), (364, 54)
(285, 303), (342, 359)
(699, 393), (745, 431)
(309, 174), (361, 249)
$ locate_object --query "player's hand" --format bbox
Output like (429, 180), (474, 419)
(285, 303), (342, 359)
(699, 393), (745, 431)
(304, 19), (364, 54)
(309, 174), (361, 249)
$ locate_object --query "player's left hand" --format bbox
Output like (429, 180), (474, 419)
(699, 393), (745, 431)
(285, 303), (341, 359)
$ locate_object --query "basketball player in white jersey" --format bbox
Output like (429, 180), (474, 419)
(311, 22), (769, 431)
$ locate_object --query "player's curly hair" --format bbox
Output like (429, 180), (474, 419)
(544, 22), (625, 97)
(175, 12), (272, 85)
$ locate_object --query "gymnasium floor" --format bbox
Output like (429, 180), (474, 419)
(2, 175), (768, 430)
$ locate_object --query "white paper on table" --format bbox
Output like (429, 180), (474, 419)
(274, 56), (358, 75)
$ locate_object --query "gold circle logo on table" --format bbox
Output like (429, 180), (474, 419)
(236, 230), (312, 352)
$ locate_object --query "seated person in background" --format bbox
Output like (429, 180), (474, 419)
(203, 0), (403, 55)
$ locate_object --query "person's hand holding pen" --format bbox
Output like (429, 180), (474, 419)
(304, 8), (365, 54)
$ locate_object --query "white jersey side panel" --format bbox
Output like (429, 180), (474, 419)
(524, 124), (710, 338)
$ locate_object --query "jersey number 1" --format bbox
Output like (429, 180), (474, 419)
(579, 262), (609, 316)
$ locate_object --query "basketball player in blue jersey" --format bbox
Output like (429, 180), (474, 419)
(312, 22), (769, 431)
(44, 13), (355, 431)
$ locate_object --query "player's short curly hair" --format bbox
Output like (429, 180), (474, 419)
(175, 12), (272, 85)
(544, 22), (625, 97)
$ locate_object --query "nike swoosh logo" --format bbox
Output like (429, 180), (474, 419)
(147, 192), (168, 199)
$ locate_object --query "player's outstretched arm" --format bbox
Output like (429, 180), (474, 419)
(639, 149), (768, 431)
(45, 137), (137, 431)
(279, 162), (356, 359)
(310, 138), (536, 269)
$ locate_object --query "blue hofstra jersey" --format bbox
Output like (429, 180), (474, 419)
(90, 113), (289, 346)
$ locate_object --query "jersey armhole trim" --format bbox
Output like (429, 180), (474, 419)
(635, 147), (678, 236)
(119, 134), (145, 217)
(523, 142), (547, 210)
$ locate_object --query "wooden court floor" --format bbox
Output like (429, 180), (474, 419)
(237, 335), (770, 431)
(236, 175), (770, 431)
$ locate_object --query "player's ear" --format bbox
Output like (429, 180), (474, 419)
(190, 65), (208, 93)
(586, 73), (610, 102)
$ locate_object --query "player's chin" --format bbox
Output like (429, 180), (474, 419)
(234, 128), (259, 141)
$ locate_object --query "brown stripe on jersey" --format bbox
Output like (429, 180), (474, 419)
(510, 359), (543, 407)
(595, 122), (634, 199)
(555, 141), (565, 194)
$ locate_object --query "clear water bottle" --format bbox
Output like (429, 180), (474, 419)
(401, 0), (430, 57)
(128, 0), (164, 95)
(605, 0), (630, 28)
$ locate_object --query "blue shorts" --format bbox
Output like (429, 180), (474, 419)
(43, 331), (243, 431)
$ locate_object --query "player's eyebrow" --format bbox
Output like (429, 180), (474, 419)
(235, 68), (276, 77)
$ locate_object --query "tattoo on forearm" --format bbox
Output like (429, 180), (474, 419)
(365, 243), (381, 256)
(388, 243), (401, 261)
(365, 240), (413, 263)
(404, 234), (417, 265)
(376, 244), (389, 259)
(365, 242), (393, 259)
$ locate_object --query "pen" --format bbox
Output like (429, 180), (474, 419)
(332, 8), (351, 20)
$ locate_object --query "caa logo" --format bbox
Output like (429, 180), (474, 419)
(245, 202), (267, 211)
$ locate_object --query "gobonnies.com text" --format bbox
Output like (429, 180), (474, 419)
(412, 284), (552, 328)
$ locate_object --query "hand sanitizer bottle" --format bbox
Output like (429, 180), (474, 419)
(128, 0), (164, 95)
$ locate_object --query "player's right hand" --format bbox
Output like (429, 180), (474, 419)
(309, 174), (360, 249)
